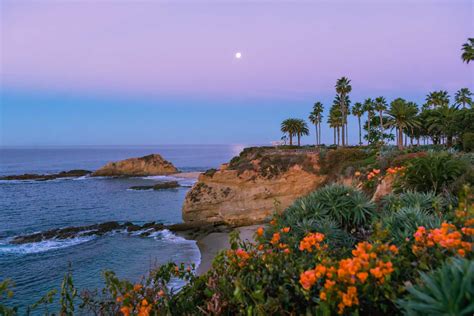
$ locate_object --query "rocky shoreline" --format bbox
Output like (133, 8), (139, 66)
(0, 170), (92, 181)
(10, 220), (232, 245)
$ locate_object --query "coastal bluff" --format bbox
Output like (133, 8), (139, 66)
(92, 154), (178, 177)
(182, 147), (327, 226)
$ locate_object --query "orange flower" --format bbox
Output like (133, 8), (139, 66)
(281, 227), (291, 233)
(158, 290), (165, 297)
(324, 279), (336, 289)
(116, 296), (123, 303)
(373, 169), (380, 174)
(133, 284), (142, 291)
(299, 232), (325, 252)
(356, 272), (368, 283)
(256, 227), (264, 236)
(320, 291), (327, 301)
(120, 306), (131, 316)
(271, 232), (280, 244)
(300, 270), (317, 290)
(354, 171), (361, 177)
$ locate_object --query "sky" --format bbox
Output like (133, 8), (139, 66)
(0, 0), (473, 146)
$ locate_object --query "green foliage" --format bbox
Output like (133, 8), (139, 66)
(397, 152), (468, 194)
(379, 207), (442, 244)
(463, 132), (474, 152)
(399, 258), (474, 316)
(0, 279), (17, 316)
(381, 191), (446, 215)
(280, 184), (376, 233)
(59, 268), (77, 316)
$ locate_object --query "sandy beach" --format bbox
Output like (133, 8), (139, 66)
(196, 225), (261, 275)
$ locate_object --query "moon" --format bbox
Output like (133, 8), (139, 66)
(235, 52), (242, 59)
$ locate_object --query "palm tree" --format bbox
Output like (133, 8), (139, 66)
(386, 98), (419, 150)
(335, 77), (352, 146)
(328, 105), (342, 145)
(425, 91), (450, 109)
(309, 102), (324, 146)
(374, 96), (387, 143)
(281, 119), (298, 146)
(461, 38), (474, 64)
(427, 105), (459, 147)
(351, 102), (364, 146)
(454, 88), (473, 109)
(363, 98), (375, 145)
(295, 119), (309, 146)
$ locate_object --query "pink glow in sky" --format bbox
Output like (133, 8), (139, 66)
(1, 0), (473, 99)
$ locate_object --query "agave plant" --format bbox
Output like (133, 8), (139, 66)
(379, 207), (442, 244)
(399, 258), (474, 316)
(381, 191), (446, 215)
(281, 184), (375, 233)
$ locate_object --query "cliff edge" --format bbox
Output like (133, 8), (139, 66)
(182, 147), (327, 226)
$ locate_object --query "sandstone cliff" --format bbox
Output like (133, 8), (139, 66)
(182, 147), (327, 226)
(92, 154), (178, 177)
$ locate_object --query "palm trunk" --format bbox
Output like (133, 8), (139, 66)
(319, 122), (322, 146)
(337, 127), (340, 146)
(315, 124), (318, 146)
(346, 121), (348, 145)
(398, 127), (404, 150)
(289, 134), (293, 146)
(341, 97), (346, 147)
(333, 128), (336, 145)
(367, 115), (371, 145)
(298, 133), (301, 146)
(379, 111), (384, 144)
(358, 116), (362, 145)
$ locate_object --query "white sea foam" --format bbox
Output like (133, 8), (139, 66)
(0, 236), (95, 255)
(142, 175), (197, 187)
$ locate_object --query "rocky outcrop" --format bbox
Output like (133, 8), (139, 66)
(372, 175), (394, 201)
(92, 154), (178, 177)
(182, 147), (327, 226)
(129, 181), (180, 190)
(0, 170), (92, 181)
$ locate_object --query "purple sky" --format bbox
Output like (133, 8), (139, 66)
(1, 0), (473, 146)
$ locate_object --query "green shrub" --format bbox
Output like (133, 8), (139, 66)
(381, 191), (446, 215)
(398, 257), (474, 316)
(397, 152), (468, 194)
(379, 207), (442, 244)
(279, 184), (376, 234)
(463, 132), (474, 152)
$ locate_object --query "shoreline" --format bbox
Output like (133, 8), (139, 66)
(194, 225), (260, 275)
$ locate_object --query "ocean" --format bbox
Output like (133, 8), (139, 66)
(0, 145), (245, 312)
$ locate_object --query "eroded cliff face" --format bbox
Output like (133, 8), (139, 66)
(182, 148), (327, 226)
(92, 154), (178, 177)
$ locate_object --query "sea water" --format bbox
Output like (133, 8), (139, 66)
(0, 145), (245, 311)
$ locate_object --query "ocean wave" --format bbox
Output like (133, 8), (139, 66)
(0, 236), (96, 255)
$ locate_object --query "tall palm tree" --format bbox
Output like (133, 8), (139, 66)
(281, 119), (298, 146)
(335, 77), (352, 146)
(295, 119), (309, 146)
(386, 98), (419, 150)
(455, 88), (473, 109)
(309, 102), (324, 146)
(363, 98), (375, 145)
(351, 102), (364, 146)
(425, 91), (450, 109)
(427, 105), (459, 147)
(328, 105), (342, 145)
(374, 96), (387, 143)
(461, 38), (474, 64)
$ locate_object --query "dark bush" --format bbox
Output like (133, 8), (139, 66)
(463, 132), (474, 152)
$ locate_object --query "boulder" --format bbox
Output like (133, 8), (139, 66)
(92, 154), (178, 177)
(129, 181), (180, 190)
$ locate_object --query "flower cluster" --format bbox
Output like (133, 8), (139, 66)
(300, 241), (398, 315)
(227, 248), (252, 267)
(366, 169), (381, 180)
(386, 166), (405, 175)
(412, 222), (473, 257)
(299, 233), (325, 252)
(116, 285), (155, 316)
